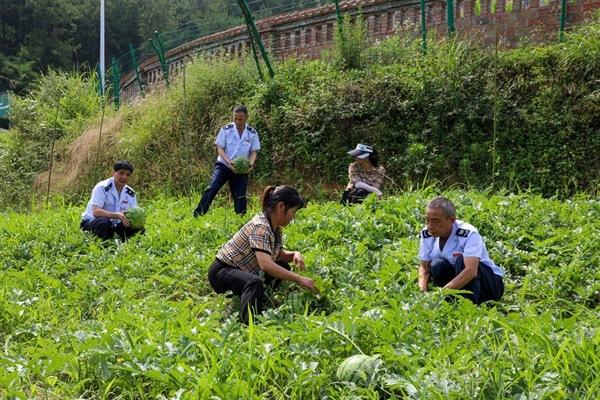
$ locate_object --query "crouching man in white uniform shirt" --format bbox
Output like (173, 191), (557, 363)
(80, 160), (144, 241)
(418, 196), (504, 304)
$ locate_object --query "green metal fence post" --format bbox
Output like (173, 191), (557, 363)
(0, 91), (9, 129)
(420, 0), (427, 53)
(237, 0), (275, 78)
(334, 0), (343, 32)
(245, 21), (265, 80)
(111, 57), (121, 109)
(447, 0), (456, 37)
(559, 0), (568, 42)
(150, 31), (170, 86)
(128, 42), (145, 96)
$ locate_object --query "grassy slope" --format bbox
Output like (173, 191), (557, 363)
(0, 190), (599, 398)
(3, 17), (596, 211)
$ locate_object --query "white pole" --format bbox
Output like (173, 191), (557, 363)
(100, 0), (105, 95)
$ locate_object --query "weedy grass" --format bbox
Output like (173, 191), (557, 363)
(0, 190), (598, 399)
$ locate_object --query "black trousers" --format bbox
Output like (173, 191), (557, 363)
(341, 188), (370, 205)
(208, 258), (291, 324)
(429, 256), (504, 304)
(194, 162), (248, 217)
(80, 217), (144, 241)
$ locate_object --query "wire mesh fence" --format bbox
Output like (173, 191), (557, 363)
(113, 0), (335, 81)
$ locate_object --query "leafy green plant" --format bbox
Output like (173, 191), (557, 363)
(0, 190), (598, 398)
(332, 14), (368, 71)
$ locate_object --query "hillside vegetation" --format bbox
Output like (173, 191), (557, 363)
(0, 190), (599, 398)
(2, 17), (600, 210)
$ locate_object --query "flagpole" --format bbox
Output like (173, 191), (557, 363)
(100, 0), (105, 95)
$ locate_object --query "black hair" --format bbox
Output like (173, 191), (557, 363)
(358, 145), (379, 167)
(367, 147), (379, 167)
(233, 105), (248, 114)
(113, 160), (134, 173)
(261, 185), (305, 213)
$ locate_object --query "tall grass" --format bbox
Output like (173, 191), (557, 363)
(3, 16), (600, 209)
(0, 70), (103, 209)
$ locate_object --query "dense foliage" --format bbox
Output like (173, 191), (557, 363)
(2, 17), (599, 209)
(0, 71), (101, 209)
(0, 0), (329, 93)
(100, 18), (600, 199)
(0, 190), (598, 398)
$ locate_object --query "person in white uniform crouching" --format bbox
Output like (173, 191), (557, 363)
(418, 196), (504, 304)
(80, 160), (144, 241)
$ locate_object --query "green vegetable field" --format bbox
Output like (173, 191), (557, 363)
(1, 190), (599, 399)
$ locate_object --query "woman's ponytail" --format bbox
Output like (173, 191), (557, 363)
(262, 185), (305, 213)
(261, 186), (277, 210)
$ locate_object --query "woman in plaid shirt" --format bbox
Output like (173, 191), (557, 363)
(208, 185), (319, 324)
(341, 143), (385, 204)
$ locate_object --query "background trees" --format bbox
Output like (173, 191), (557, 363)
(0, 0), (282, 93)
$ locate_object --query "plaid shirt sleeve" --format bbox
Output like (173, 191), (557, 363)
(370, 166), (385, 189)
(249, 224), (274, 255)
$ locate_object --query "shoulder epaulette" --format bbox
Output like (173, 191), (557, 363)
(104, 182), (113, 192)
(247, 125), (256, 134)
(421, 229), (431, 239)
(456, 228), (470, 237)
(224, 123), (234, 129)
(125, 187), (136, 197)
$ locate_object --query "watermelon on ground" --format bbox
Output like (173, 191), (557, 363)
(285, 292), (307, 314)
(232, 157), (251, 174)
(336, 354), (380, 386)
(125, 206), (146, 229)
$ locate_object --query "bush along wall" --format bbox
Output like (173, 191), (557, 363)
(125, 19), (599, 199)
(2, 18), (600, 209)
(245, 24), (600, 197)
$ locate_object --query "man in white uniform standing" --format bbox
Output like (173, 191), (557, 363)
(193, 105), (260, 217)
(418, 196), (504, 304)
(80, 160), (143, 241)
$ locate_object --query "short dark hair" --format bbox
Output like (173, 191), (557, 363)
(113, 160), (134, 173)
(261, 185), (305, 213)
(233, 105), (248, 114)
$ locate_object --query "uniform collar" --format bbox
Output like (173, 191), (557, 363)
(107, 177), (126, 196)
(438, 222), (459, 243)
(233, 123), (247, 136)
(450, 221), (459, 237)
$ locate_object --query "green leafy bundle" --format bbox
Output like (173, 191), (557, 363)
(232, 157), (251, 174)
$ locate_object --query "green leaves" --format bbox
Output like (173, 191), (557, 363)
(3, 191), (598, 397)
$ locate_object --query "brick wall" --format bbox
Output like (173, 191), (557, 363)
(121, 0), (600, 101)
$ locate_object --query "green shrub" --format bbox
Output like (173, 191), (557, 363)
(0, 70), (102, 209)
(332, 14), (368, 71)
(3, 17), (600, 209)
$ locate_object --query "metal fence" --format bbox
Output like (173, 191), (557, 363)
(112, 0), (333, 86)
(0, 91), (9, 117)
(0, 91), (8, 129)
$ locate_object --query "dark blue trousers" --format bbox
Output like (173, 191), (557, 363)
(80, 217), (144, 241)
(208, 258), (291, 324)
(430, 256), (504, 304)
(194, 162), (248, 216)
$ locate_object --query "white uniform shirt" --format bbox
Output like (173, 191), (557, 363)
(81, 177), (137, 223)
(215, 123), (260, 165)
(418, 220), (504, 277)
